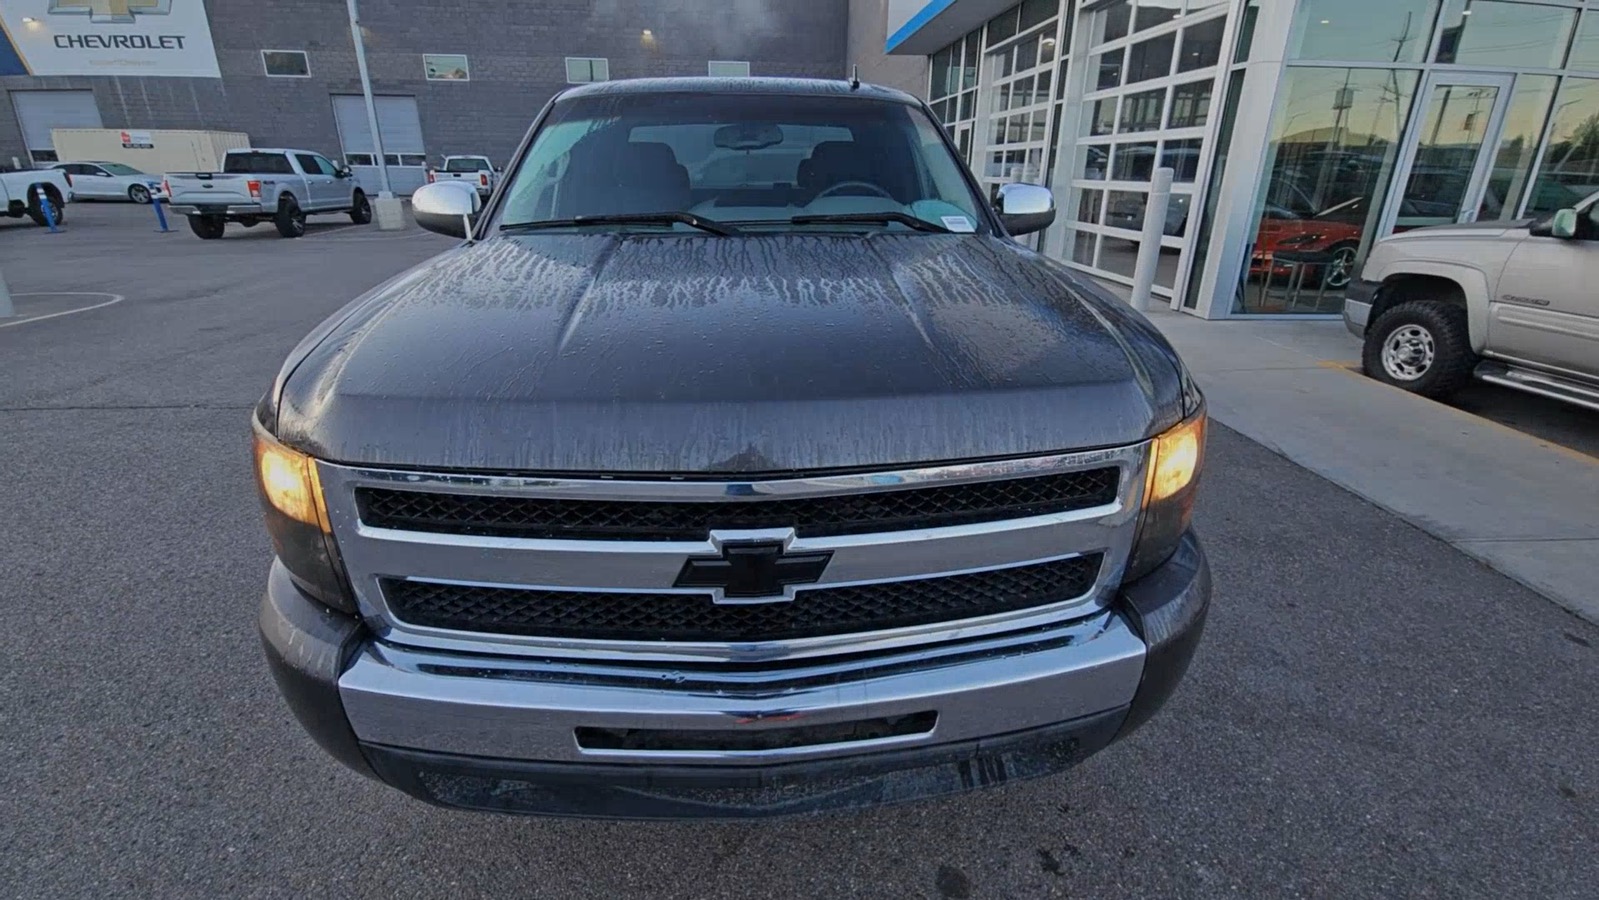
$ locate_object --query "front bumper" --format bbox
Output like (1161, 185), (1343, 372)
(1343, 278), (1380, 338)
(259, 532), (1210, 819)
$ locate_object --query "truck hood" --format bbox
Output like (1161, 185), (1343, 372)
(1382, 220), (1529, 242)
(271, 233), (1187, 474)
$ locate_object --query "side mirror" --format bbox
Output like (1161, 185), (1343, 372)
(1551, 208), (1579, 239)
(334, 165), (352, 178)
(995, 182), (1056, 236)
(412, 181), (481, 238)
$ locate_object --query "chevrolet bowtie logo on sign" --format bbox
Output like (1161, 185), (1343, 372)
(0, 0), (217, 76)
(49, 0), (171, 25)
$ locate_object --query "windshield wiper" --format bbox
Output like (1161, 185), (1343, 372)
(499, 212), (738, 236)
(786, 212), (952, 233)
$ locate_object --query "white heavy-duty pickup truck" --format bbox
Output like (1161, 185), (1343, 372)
(165, 148), (372, 239)
(0, 168), (72, 227)
(426, 155), (498, 199)
(1345, 189), (1599, 412)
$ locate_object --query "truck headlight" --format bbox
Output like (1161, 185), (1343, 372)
(252, 419), (355, 613)
(1127, 409), (1207, 580)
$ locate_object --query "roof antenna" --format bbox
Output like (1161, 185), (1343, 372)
(849, 65), (860, 90)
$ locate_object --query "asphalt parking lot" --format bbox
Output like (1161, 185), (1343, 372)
(2, 203), (1596, 897)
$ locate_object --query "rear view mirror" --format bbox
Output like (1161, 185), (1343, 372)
(412, 181), (481, 239)
(1551, 208), (1579, 239)
(714, 123), (784, 151)
(995, 182), (1056, 236)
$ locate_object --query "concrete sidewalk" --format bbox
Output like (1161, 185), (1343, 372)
(1138, 304), (1599, 625)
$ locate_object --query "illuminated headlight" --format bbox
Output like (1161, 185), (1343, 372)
(252, 420), (355, 612)
(1127, 410), (1207, 580)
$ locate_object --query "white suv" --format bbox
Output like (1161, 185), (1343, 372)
(1345, 191), (1599, 412)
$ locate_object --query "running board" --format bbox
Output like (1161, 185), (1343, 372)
(1475, 362), (1599, 413)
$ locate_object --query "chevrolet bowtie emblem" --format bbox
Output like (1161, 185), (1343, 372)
(49, 0), (170, 25)
(675, 541), (832, 601)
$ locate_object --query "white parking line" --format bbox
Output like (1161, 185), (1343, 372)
(0, 292), (126, 329)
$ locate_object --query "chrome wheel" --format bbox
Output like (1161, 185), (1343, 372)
(1381, 324), (1435, 381)
(1323, 246), (1357, 289)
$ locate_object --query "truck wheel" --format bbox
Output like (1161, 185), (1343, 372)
(188, 214), (226, 239)
(349, 191), (372, 225)
(275, 197), (306, 238)
(27, 188), (64, 227)
(1362, 300), (1476, 398)
(128, 183), (151, 204)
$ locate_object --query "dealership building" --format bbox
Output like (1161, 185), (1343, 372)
(7, 1), (1599, 320)
(882, 0), (1599, 317)
(0, 0), (847, 194)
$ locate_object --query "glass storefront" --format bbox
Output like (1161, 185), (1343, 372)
(902, 0), (1599, 317)
(1065, 0), (1232, 295)
(1233, 0), (1599, 315)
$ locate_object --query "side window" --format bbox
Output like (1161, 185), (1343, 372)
(313, 155), (339, 176)
(294, 154), (321, 175)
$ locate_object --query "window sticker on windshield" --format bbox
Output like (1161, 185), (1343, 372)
(942, 216), (975, 233)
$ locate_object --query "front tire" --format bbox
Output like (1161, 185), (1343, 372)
(349, 191), (372, 224)
(128, 183), (151, 204)
(275, 196), (306, 238)
(1362, 300), (1476, 398)
(188, 214), (226, 239)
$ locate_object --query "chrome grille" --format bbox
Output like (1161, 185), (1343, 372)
(317, 444), (1149, 663)
(354, 468), (1119, 541)
(383, 554), (1103, 642)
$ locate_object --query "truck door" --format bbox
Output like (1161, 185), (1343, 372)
(312, 154), (349, 206)
(1490, 198), (1599, 377)
(295, 153), (338, 209)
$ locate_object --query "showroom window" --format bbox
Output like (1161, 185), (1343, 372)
(978, 4), (1066, 198)
(565, 57), (610, 84)
(929, 27), (985, 162)
(262, 50), (310, 78)
(1066, 0), (1230, 296)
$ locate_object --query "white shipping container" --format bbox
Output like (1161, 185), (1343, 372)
(47, 129), (251, 176)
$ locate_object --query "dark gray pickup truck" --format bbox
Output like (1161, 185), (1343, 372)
(253, 77), (1211, 819)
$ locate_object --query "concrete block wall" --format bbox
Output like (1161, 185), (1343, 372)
(0, 0), (849, 169)
(846, 0), (929, 99)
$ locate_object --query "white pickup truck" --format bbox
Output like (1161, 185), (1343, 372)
(1, 167), (72, 227)
(1346, 189), (1599, 412)
(165, 148), (372, 239)
(426, 155), (497, 199)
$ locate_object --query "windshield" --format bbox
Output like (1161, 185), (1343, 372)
(498, 92), (987, 234)
(444, 157), (490, 172)
(101, 163), (143, 175)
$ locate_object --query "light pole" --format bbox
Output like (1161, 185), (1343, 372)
(347, 0), (404, 229)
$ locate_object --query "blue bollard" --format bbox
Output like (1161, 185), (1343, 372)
(38, 187), (59, 233)
(150, 183), (171, 233)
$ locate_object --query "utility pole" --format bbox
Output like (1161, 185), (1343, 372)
(347, 0), (404, 228)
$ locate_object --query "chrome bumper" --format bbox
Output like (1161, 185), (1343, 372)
(260, 531), (1210, 817)
(338, 607), (1145, 765)
(169, 203), (267, 216)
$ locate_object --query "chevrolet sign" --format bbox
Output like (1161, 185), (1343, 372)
(0, 0), (219, 77)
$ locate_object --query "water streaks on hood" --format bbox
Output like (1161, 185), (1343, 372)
(272, 233), (1186, 473)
